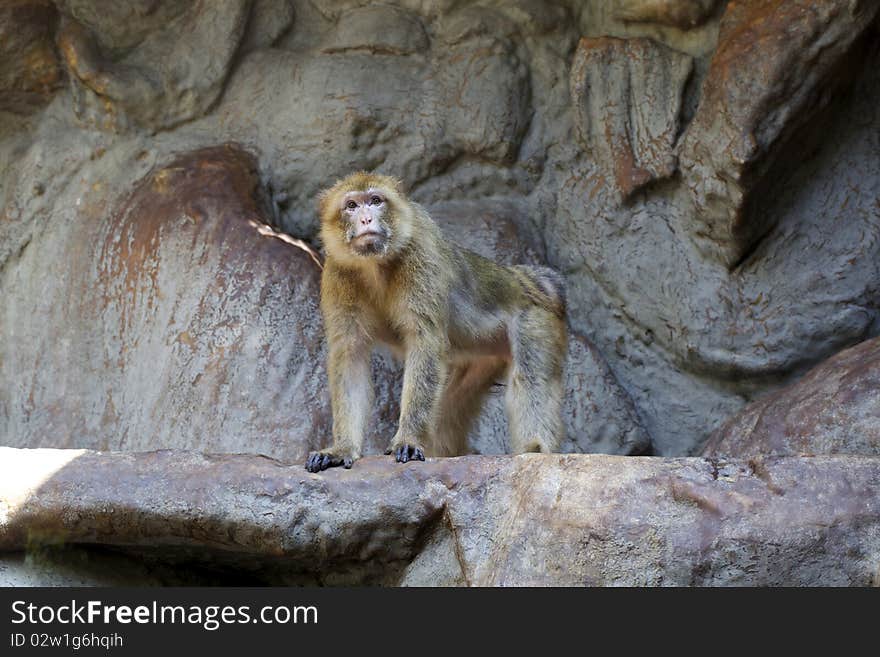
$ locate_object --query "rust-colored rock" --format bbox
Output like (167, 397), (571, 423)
(570, 37), (692, 202)
(704, 336), (880, 458)
(1, 144), (329, 461)
(679, 0), (880, 267)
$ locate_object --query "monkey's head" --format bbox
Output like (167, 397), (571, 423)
(318, 172), (413, 264)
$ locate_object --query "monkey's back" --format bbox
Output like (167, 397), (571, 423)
(441, 246), (565, 358)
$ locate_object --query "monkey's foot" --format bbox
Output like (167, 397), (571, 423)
(385, 442), (425, 464)
(305, 449), (355, 473)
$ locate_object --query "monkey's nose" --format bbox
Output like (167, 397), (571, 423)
(359, 215), (372, 226)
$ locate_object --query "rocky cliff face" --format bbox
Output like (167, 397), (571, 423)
(1, 0), (879, 586)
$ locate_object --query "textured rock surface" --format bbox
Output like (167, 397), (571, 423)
(679, 0), (880, 267)
(613, 0), (720, 29)
(1, 144), (330, 461)
(704, 336), (880, 458)
(570, 36), (692, 201)
(0, 0), (62, 114)
(2, 447), (880, 586)
(1, 3), (880, 477)
(548, 30), (880, 452)
(57, 0), (253, 132)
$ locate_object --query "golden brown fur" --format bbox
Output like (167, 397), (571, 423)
(306, 172), (567, 472)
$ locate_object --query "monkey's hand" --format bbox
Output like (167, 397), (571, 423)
(305, 446), (356, 473)
(385, 439), (426, 464)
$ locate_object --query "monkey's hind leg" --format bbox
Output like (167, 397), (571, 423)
(432, 357), (508, 457)
(505, 308), (566, 454)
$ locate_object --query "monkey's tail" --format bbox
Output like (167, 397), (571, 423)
(512, 265), (567, 319)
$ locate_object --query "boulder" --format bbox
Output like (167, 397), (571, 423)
(0, 144), (330, 462)
(704, 336), (880, 458)
(2, 447), (879, 586)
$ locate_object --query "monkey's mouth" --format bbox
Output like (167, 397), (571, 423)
(351, 232), (387, 255)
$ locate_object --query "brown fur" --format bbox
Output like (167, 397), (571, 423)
(306, 172), (567, 472)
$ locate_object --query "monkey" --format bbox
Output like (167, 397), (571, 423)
(305, 171), (567, 472)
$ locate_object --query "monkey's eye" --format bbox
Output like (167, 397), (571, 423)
(370, 196), (382, 205)
(346, 200), (357, 210)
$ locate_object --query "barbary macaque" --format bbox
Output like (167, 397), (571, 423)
(306, 172), (567, 472)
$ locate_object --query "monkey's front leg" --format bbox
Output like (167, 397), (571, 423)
(306, 330), (372, 473)
(386, 339), (447, 463)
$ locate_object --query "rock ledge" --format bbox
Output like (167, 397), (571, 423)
(2, 447), (879, 586)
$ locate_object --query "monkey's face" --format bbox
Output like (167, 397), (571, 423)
(319, 173), (412, 265)
(339, 189), (392, 257)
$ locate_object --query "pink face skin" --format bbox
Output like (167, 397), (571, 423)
(342, 189), (390, 256)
